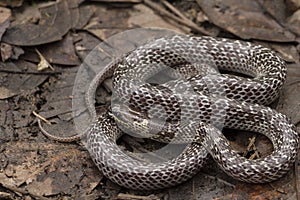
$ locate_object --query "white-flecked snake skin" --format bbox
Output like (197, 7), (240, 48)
(39, 35), (299, 190)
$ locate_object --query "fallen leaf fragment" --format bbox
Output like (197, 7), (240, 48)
(0, 86), (15, 99)
(0, 7), (11, 41)
(0, 61), (49, 99)
(36, 49), (54, 71)
(196, 0), (296, 42)
(2, 0), (72, 46)
(0, 42), (24, 62)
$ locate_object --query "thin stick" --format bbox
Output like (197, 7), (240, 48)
(144, 0), (212, 35)
(32, 111), (51, 125)
(295, 151), (299, 200)
(0, 69), (61, 75)
(1, 183), (49, 200)
(161, 0), (188, 20)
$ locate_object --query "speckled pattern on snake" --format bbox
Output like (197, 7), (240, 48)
(40, 35), (299, 190)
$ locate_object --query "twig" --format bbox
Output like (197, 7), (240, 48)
(243, 136), (260, 160)
(269, 183), (287, 194)
(116, 193), (160, 200)
(192, 177), (195, 194)
(96, 46), (114, 59)
(1, 148), (83, 199)
(122, 135), (170, 162)
(143, 0), (212, 35)
(0, 183), (49, 200)
(287, 79), (300, 86)
(199, 172), (235, 188)
(161, 0), (188, 20)
(32, 111), (51, 125)
(296, 150), (299, 200)
(0, 69), (61, 75)
(90, 0), (142, 3)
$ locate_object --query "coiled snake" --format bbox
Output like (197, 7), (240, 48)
(39, 35), (299, 190)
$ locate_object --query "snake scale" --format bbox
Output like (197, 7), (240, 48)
(39, 35), (299, 190)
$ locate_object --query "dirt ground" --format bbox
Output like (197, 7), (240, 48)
(0, 0), (299, 199)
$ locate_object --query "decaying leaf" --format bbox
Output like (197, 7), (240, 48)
(36, 48), (54, 71)
(2, 0), (72, 46)
(196, 0), (296, 42)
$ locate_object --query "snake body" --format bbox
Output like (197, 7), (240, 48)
(39, 35), (299, 190)
(86, 36), (299, 190)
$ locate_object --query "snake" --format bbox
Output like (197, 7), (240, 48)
(38, 35), (299, 190)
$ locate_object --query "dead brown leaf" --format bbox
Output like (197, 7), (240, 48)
(0, 42), (24, 62)
(287, 9), (300, 36)
(128, 4), (187, 34)
(2, 0), (72, 46)
(196, 0), (296, 42)
(84, 5), (129, 40)
(22, 34), (80, 66)
(0, 0), (23, 7)
(0, 7), (11, 41)
(0, 61), (48, 99)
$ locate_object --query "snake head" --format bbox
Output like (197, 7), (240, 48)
(109, 105), (152, 139)
(109, 105), (182, 142)
(109, 105), (199, 144)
